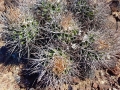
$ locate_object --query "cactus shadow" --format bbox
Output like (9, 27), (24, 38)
(0, 46), (27, 66)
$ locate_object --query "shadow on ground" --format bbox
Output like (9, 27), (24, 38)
(0, 46), (27, 65)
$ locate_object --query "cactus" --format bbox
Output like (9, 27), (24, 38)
(2, 0), (119, 89)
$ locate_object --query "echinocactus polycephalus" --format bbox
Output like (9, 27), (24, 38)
(25, 33), (106, 89)
(3, 0), (119, 89)
(66, 0), (95, 29)
(92, 29), (119, 68)
(22, 0), (118, 89)
(26, 46), (78, 89)
(3, 1), (39, 63)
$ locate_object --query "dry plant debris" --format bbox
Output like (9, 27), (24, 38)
(52, 55), (69, 76)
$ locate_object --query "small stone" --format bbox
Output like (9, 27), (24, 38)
(113, 88), (117, 90)
(72, 85), (79, 90)
(0, 0), (5, 12)
(99, 84), (111, 90)
(109, 88), (112, 90)
(92, 83), (98, 89)
(107, 66), (120, 76)
(100, 80), (106, 84)
(72, 77), (80, 84)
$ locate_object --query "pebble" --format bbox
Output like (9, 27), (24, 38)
(113, 88), (117, 90)
(92, 83), (98, 89)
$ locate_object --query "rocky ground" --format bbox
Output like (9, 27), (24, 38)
(0, 0), (120, 90)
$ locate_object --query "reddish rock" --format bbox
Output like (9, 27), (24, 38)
(107, 66), (120, 76)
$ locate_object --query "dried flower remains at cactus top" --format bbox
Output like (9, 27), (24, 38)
(60, 12), (78, 32)
(52, 54), (70, 77)
(5, 7), (22, 24)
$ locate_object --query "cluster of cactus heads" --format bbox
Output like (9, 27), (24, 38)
(2, 0), (120, 89)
